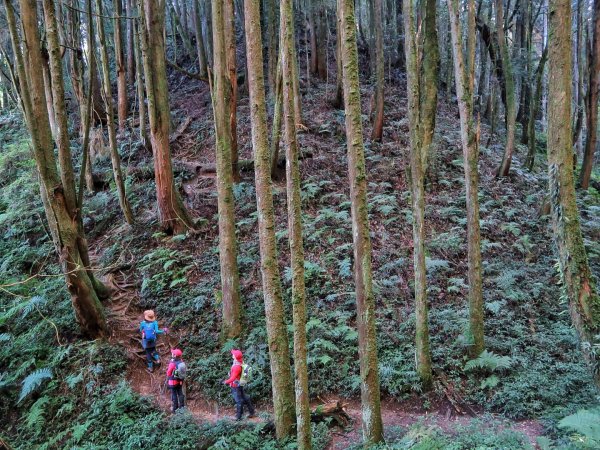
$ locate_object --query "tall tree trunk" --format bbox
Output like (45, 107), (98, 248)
(525, 45), (548, 171)
(270, 59), (284, 178)
(580, 0), (600, 189)
(547, 0), (600, 387)
(332, 0), (343, 108)
(212, 0), (242, 339)
(224, 0), (239, 180)
(194, 0), (209, 78)
(266, 0), (279, 98)
(114, 0), (128, 131)
(6, 0), (108, 339)
(447, 0), (485, 357)
(371, 0), (384, 141)
(279, 0), (311, 444)
(126, 0), (136, 84)
(95, 0), (135, 225)
(134, 15), (151, 150)
(138, 0), (196, 234)
(403, 0), (438, 390)
(339, 0), (383, 443)
(496, 0), (517, 177)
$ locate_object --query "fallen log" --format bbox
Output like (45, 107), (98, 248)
(310, 400), (352, 428)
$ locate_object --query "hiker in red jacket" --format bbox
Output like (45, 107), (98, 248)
(166, 348), (186, 412)
(222, 349), (255, 420)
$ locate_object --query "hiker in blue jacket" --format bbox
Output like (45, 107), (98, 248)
(140, 310), (167, 373)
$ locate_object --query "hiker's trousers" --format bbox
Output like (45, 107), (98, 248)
(231, 386), (255, 419)
(170, 385), (185, 411)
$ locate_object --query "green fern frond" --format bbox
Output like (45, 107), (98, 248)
(21, 295), (47, 318)
(19, 367), (52, 403)
(558, 408), (600, 445)
(25, 395), (50, 430)
(464, 350), (512, 373)
(0, 333), (11, 342)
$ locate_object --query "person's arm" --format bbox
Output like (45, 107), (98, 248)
(139, 321), (144, 332)
(167, 361), (176, 377)
(223, 365), (242, 385)
(154, 321), (167, 334)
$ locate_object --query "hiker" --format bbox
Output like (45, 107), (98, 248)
(139, 310), (167, 373)
(222, 349), (256, 421)
(166, 348), (186, 412)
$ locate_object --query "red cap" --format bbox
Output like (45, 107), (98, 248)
(231, 349), (243, 362)
(171, 348), (183, 358)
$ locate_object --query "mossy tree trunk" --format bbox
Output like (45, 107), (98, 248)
(224, 0), (239, 180)
(95, 0), (135, 225)
(7, 0), (108, 339)
(266, 0), (279, 98)
(447, 0), (485, 357)
(133, 15), (151, 150)
(114, 0), (128, 132)
(496, 0), (517, 177)
(579, 0), (600, 189)
(525, 45), (547, 171)
(280, 0), (311, 445)
(243, 0), (299, 440)
(403, 0), (438, 390)
(211, 0), (243, 340)
(138, 0), (196, 234)
(193, 0), (208, 79)
(547, 0), (600, 387)
(371, 0), (384, 142)
(332, 0), (344, 109)
(339, 0), (384, 444)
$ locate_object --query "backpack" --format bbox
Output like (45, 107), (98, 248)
(174, 360), (187, 380)
(239, 363), (252, 386)
(141, 321), (157, 343)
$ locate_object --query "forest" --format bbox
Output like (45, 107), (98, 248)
(0, 0), (599, 448)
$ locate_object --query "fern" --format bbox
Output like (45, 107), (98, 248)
(19, 367), (52, 403)
(558, 408), (600, 446)
(0, 333), (11, 342)
(25, 395), (50, 430)
(21, 295), (48, 318)
(464, 350), (512, 373)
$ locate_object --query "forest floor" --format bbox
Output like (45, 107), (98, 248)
(83, 63), (574, 448)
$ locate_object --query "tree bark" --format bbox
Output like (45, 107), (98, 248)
(447, 0), (485, 357)
(95, 0), (135, 225)
(133, 14), (151, 150)
(193, 0), (209, 79)
(580, 0), (600, 189)
(339, 0), (384, 443)
(224, 0), (239, 180)
(496, 0), (517, 177)
(547, 0), (600, 387)
(7, 0), (108, 339)
(114, 0), (128, 131)
(525, 45), (548, 171)
(266, 0), (279, 98)
(139, 0), (196, 234)
(211, 0), (243, 340)
(279, 0), (311, 444)
(332, 0), (344, 108)
(371, 0), (384, 141)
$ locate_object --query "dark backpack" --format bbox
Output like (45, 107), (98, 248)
(141, 321), (157, 343)
(174, 360), (187, 380)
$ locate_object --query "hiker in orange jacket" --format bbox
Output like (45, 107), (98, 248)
(222, 349), (255, 420)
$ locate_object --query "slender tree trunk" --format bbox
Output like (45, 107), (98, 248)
(332, 0), (343, 108)
(339, 0), (383, 443)
(271, 58), (284, 178)
(279, 0), (311, 444)
(223, 0), (239, 180)
(95, 0), (135, 225)
(134, 16), (151, 150)
(371, 0), (384, 141)
(169, 0), (195, 58)
(403, 0), (437, 391)
(420, 0), (439, 174)
(580, 0), (600, 189)
(447, 0), (485, 357)
(211, 0), (242, 339)
(525, 45), (548, 171)
(496, 0), (517, 177)
(127, 0), (136, 84)
(7, 0), (108, 338)
(266, 0), (279, 98)
(547, 0), (600, 387)
(194, 0), (209, 78)
(139, 0), (196, 234)
(114, 0), (128, 131)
